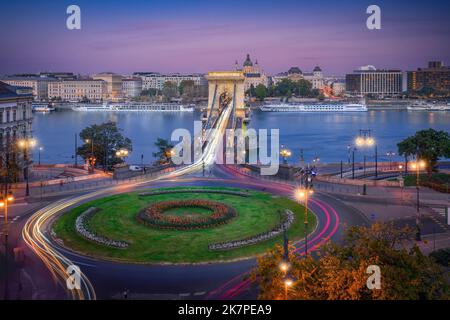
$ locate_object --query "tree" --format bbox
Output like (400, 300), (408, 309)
(77, 121), (132, 170)
(179, 80), (195, 103)
(397, 129), (450, 174)
(162, 81), (178, 102)
(140, 88), (160, 97)
(0, 142), (22, 189)
(246, 84), (256, 97)
(254, 84), (267, 101)
(252, 223), (450, 300)
(152, 138), (174, 165)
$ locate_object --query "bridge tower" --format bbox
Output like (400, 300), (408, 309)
(203, 71), (246, 129)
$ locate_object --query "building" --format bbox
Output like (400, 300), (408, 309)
(345, 65), (403, 96)
(0, 76), (54, 101)
(331, 80), (346, 96)
(48, 79), (107, 102)
(234, 54), (269, 91)
(92, 72), (123, 100)
(39, 72), (77, 80)
(0, 81), (33, 181)
(122, 77), (143, 98)
(407, 61), (450, 93)
(135, 72), (207, 91)
(303, 66), (324, 90)
(271, 66), (324, 89)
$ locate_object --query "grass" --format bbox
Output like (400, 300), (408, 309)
(52, 187), (316, 263)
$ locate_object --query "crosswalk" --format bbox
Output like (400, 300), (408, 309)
(429, 206), (449, 231)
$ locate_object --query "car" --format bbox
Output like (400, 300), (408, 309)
(129, 165), (143, 172)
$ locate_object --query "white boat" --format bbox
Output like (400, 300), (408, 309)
(407, 101), (450, 111)
(32, 103), (56, 113)
(259, 103), (367, 112)
(71, 102), (195, 112)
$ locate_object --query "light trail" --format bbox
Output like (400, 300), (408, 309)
(22, 103), (234, 300)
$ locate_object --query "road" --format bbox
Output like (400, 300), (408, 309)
(10, 103), (368, 300)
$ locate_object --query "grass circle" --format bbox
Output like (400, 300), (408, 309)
(52, 187), (316, 263)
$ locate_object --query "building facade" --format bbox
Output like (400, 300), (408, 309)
(345, 65), (403, 96)
(136, 73), (206, 91)
(407, 61), (450, 93)
(48, 79), (107, 102)
(0, 76), (54, 101)
(271, 66), (324, 89)
(331, 81), (346, 96)
(234, 54), (269, 91)
(0, 81), (33, 182)
(122, 77), (143, 98)
(303, 66), (324, 90)
(92, 73), (123, 100)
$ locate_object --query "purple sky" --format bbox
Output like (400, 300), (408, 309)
(1, 0), (449, 76)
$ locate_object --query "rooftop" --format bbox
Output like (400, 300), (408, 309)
(0, 81), (33, 99)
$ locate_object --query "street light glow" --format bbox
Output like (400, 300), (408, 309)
(355, 137), (365, 146)
(279, 261), (290, 272)
(284, 277), (294, 287)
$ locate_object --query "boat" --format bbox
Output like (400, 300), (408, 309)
(259, 102), (367, 112)
(32, 102), (56, 113)
(407, 101), (450, 111)
(71, 102), (195, 112)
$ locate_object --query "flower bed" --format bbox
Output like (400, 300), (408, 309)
(208, 209), (294, 251)
(75, 207), (129, 248)
(137, 199), (237, 230)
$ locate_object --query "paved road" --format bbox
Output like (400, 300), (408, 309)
(3, 162), (368, 300)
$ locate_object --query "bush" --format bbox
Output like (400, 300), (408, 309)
(430, 248), (450, 267)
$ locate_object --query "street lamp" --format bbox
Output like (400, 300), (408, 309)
(85, 138), (95, 173)
(115, 149), (129, 159)
(295, 187), (314, 256)
(283, 274), (294, 300)
(410, 159), (426, 241)
(386, 151), (396, 170)
(1, 191), (14, 299)
(354, 130), (377, 178)
(17, 138), (37, 196)
(38, 146), (43, 166)
(280, 146), (292, 165)
(165, 148), (176, 164)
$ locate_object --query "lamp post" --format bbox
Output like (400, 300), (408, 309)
(1, 191), (14, 300)
(347, 144), (352, 164)
(295, 187), (314, 257)
(38, 146), (43, 166)
(355, 130), (376, 179)
(279, 227), (294, 300)
(352, 146), (356, 179)
(85, 138), (94, 173)
(17, 138), (36, 197)
(115, 148), (129, 160)
(386, 151), (396, 170)
(411, 159), (426, 241)
(280, 146), (292, 165)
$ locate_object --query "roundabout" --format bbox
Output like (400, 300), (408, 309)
(52, 187), (317, 264)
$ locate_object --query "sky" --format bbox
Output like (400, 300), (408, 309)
(1, 0), (449, 76)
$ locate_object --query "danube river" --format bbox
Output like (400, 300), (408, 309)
(32, 109), (450, 165)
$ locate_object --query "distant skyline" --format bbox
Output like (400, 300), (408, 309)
(1, 0), (449, 76)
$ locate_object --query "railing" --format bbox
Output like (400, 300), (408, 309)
(29, 166), (180, 197)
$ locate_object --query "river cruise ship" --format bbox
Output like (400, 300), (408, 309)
(259, 103), (367, 112)
(71, 102), (195, 112)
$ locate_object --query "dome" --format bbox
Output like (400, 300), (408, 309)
(313, 66), (322, 72)
(288, 67), (302, 75)
(243, 54), (253, 67)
